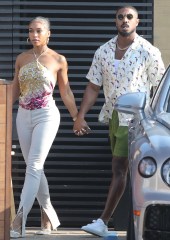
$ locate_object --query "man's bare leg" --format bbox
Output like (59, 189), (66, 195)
(81, 156), (128, 237)
(101, 156), (128, 224)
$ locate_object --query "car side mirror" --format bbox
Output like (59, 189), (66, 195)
(114, 92), (146, 120)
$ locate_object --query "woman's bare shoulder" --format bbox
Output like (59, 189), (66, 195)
(49, 49), (67, 64)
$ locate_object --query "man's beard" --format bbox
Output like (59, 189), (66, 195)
(118, 29), (135, 37)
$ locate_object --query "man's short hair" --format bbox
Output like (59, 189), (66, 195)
(115, 5), (138, 18)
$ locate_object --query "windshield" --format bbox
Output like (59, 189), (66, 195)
(151, 65), (170, 113)
(156, 91), (170, 127)
(151, 68), (169, 111)
(166, 89), (170, 113)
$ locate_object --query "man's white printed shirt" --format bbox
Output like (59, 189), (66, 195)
(86, 34), (165, 126)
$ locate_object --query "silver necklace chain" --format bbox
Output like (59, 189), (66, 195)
(116, 42), (131, 51)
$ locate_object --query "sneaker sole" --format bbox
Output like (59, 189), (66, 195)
(81, 226), (107, 237)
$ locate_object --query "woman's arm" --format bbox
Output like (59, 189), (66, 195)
(57, 55), (78, 120)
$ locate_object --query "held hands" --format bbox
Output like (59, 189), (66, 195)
(73, 117), (91, 136)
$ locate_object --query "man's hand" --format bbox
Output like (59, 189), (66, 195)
(73, 117), (91, 136)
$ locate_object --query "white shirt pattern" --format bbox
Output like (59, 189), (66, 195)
(86, 34), (165, 126)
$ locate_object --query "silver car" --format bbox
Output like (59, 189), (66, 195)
(114, 65), (170, 240)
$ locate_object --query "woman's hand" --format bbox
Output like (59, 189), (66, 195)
(73, 117), (91, 136)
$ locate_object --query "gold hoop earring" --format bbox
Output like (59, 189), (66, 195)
(27, 38), (30, 43)
(46, 37), (49, 44)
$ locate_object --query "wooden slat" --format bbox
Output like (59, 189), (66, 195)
(5, 84), (12, 239)
(0, 81), (12, 240)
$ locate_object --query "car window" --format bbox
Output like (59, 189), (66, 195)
(151, 67), (169, 112)
(166, 89), (170, 113)
(151, 78), (165, 110)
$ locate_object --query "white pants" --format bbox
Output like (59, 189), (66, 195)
(16, 101), (60, 230)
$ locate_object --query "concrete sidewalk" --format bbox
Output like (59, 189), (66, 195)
(16, 228), (126, 240)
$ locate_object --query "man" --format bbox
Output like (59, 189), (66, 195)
(73, 5), (165, 237)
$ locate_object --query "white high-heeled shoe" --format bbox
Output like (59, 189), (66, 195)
(10, 211), (25, 238)
(10, 229), (23, 238)
(10, 227), (25, 238)
(35, 208), (53, 235)
(35, 228), (52, 235)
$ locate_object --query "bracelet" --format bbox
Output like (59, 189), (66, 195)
(73, 116), (77, 122)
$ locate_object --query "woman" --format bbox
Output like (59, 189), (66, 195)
(10, 16), (78, 238)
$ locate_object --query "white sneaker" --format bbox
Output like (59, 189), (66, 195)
(81, 218), (110, 237)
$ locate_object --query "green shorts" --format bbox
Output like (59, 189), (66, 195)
(109, 110), (128, 157)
